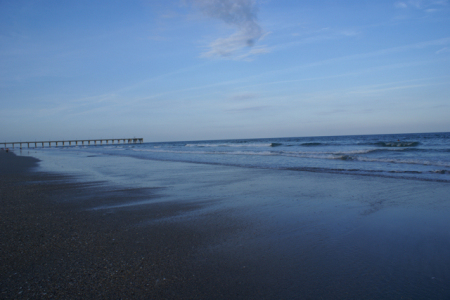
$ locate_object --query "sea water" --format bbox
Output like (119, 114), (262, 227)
(32, 132), (450, 182)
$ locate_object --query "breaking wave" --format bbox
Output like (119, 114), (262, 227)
(300, 142), (323, 146)
(130, 148), (450, 168)
(375, 141), (420, 147)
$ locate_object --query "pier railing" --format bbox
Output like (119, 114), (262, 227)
(2, 138), (143, 149)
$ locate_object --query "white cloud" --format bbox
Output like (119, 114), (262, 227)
(395, 2), (408, 8)
(395, 0), (448, 9)
(192, 0), (267, 59)
(339, 30), (359, 37)
(436, 47), (450, 54)
(431, 0), (448, 5)
(408, 0), (423, 8)
(201, 29), (259, 57)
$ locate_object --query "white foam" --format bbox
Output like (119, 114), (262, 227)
(185, 143), (273, 148)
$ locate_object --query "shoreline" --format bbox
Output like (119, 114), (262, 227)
(2, 150), (450, 299)
(0, 151), (242, 299)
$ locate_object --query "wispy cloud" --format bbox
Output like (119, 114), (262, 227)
(348, 82), (441, 96)
(395, 2), (409, 8)
(229, 92), (258, 101)
(79, 38), (449, 112)
(436, 47), (450, 54)
(192, 0), (267, 59)
(225, 105), (269, 112)
(268, 27), (360, 55)
(394, 0), (448, 10)
(432, 0), (449, 4)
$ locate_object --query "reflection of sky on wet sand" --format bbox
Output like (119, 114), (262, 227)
(25, 150), (450, 298)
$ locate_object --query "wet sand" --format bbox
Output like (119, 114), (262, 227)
(1, 150), (450, 299)
(0, 152), (236, 299)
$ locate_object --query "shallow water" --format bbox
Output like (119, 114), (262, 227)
(21, 132), (450, 182)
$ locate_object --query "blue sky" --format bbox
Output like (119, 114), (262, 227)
(1, 0), (449, 142)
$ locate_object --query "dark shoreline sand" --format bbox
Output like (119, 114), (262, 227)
(2, 150), (450, 299)
(0, 152), (241, 299)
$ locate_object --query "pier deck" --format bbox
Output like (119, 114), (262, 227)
(2, 138), (143, 148)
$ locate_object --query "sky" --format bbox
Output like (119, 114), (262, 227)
(1, 0), (449, 142)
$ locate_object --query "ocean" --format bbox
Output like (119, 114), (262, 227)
(29, 132), (450, 182)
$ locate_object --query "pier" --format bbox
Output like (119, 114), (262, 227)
(2, 138), (143, 149)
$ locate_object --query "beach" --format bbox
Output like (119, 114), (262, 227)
(1, 149), (450, 299)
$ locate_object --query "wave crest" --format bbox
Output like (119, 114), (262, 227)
(270, 143), (283, 147)
(375, 141), (420, 147)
